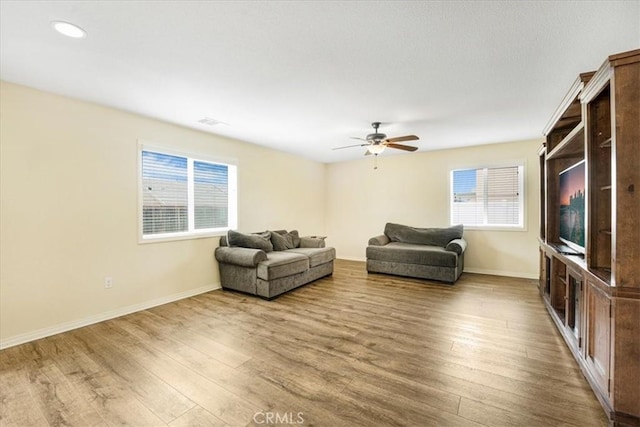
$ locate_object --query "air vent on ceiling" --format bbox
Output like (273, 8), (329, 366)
(197, 117), (224, 126)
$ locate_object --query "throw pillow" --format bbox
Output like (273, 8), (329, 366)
(270, 230), (296, 251)
(288, 230), (302, 248)
(227, 230), (273, 252)
(384, 223), (463, 247)
(438, 224), (464, 246)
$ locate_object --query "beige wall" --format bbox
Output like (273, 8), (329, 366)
(1, 80), (542, 347)
(325, 139), (542, 278)
(0, 82), (326, 346)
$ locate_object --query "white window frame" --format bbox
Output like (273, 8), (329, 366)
(138, 141), (237, 243)
(450, 162), (526, 231)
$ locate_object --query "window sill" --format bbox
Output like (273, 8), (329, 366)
(138, 229), (229, 244)
(461, 225), (527, 232)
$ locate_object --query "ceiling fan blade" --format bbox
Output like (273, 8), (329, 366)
(387, 143), (418, 152)
(385, 135), (419, 143)
(350, 136), (367, 141)
(332, 143), (368, 150)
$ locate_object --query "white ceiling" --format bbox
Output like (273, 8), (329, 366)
(1, 1), (638, 163)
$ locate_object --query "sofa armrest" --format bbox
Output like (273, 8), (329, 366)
(299, 237), (326, 248)
(368, 234), (390, 246)
(215, 246), (267, 267)
(446, 238), (467, 255)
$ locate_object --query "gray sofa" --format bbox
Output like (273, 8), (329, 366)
(367, 223), (467, 283)
(215, 229), (335, 299)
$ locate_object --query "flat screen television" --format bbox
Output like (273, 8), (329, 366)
(558, 160), (586, 254)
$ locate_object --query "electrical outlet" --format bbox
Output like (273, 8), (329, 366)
(104, 277), (113, 289)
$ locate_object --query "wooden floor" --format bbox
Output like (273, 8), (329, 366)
(0, 260), (607, 426)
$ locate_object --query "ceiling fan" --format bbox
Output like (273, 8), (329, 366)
(333, 122), (419, 156)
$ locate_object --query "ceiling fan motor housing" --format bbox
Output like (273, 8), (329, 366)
(366, 132), (387, 142)
(367, 122), (386, 142)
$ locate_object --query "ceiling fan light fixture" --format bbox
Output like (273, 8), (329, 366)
(368, 144), (385, 155)
(51, 21), (87, 38)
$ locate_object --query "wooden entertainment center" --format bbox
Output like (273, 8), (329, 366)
(539, 49), (639, 425)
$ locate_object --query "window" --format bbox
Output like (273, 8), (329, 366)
(450, 164), (524, 229)
(139, 146), (237, 241)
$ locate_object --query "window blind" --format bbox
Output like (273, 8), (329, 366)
(141, 149), (236, 239)
(194, 161), (229, 229)
(451, 165), (523, 228)
(142, 151), (188, 235)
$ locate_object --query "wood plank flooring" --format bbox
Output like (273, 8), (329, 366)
(0, 260), (608, 426)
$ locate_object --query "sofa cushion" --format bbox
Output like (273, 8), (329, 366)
(270, 230), (298, 251)
(384, 223), (463, 247)
(228, 230), (274, 252)
(366, 242), (458, 268)
(257, 252), (309, 281)
(299, 236), (326, 248)
(286, 247), (336, 268)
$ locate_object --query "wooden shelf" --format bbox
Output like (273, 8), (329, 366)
(547, 121), (585, 160)
(590, 267), (612, 284)
(544, 72), (594, 136)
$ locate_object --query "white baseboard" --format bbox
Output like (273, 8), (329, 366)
(0, 283), (221, 350)
(336, 256), (366, 262)
(463, 268), (537, 279)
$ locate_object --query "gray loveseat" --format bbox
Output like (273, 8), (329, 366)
(367, 223), (467, 283)
(215, 229), (335, 299)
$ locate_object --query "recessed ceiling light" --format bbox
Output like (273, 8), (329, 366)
(51, 21), (86, 38)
